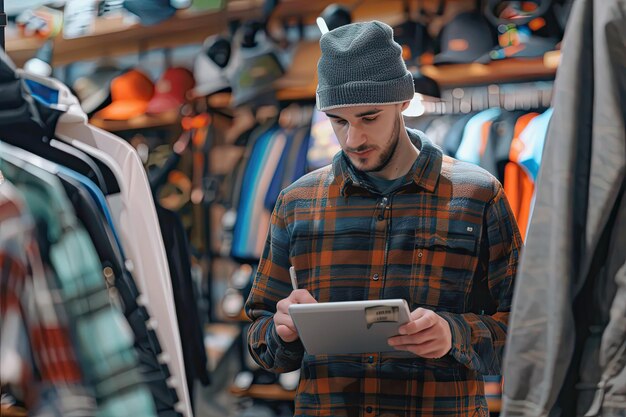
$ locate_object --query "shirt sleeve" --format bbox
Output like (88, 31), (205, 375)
(439, 184), (522, 375)
(245, 191), (304, 373)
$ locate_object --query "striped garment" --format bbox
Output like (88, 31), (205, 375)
(0, 180), (97, 415)
(246, 129), (522, 417)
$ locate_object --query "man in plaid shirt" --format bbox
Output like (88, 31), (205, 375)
(246, 20), (522, 417)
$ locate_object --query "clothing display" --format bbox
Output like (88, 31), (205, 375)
(56, 168), (181, 417)
(56, 98), (192, 417)
(2, 1), (624, 417)
(55, 100), (193, 417)
(0, 52), (192, 417)
(1, 142), (158, 417)
(455, 107), (502, 165)
(231, 122), (311, 263)
(480, 110), (526, 182)
(1, 181), (97, 416)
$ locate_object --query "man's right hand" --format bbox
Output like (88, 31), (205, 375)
(274, 289), (317, 343)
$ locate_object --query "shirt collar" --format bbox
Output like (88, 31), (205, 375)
(332, 128), (442, 196)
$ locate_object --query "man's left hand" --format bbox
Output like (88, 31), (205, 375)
(388, 307), (452, 359)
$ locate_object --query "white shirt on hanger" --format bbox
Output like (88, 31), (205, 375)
(56, 119), (192, 417)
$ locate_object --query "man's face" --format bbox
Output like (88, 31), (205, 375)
(326, 103), (406, 173)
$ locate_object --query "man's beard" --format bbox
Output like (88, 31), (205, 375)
(364, 114), (401, 173)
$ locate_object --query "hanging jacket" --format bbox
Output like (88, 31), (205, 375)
(501, 0), (626, 415)
(503, 113), (539, 240)
(480, 111), (526, 183)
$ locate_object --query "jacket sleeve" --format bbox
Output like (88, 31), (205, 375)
(439, 184), (523, 375)
(245, 191), (304, 373)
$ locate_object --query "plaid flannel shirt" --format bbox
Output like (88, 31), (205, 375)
(246, 129), (522, 417)
(1, 180), (97, 416)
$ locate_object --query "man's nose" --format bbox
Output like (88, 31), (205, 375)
(346, 124), (366, 149)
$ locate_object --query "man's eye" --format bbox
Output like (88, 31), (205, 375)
(334, 119), (348, 125)
(363, 117), (377, 123)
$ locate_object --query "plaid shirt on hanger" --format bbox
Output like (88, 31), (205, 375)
(246, 129), (522, 417)
(0, 180), (96, 415)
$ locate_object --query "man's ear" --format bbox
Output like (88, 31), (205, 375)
(400, 100), (411, 111)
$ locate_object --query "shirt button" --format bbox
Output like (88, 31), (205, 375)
(366, 406), (373, 413)
(372, 273), (379, 281)
(368, 356), (374, 363)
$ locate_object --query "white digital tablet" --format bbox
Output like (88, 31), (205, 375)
(288, 299), (411, 355)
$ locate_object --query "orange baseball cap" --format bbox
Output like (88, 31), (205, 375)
(95, 69), (154, 120)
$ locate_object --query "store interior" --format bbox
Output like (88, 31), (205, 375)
(2, 0), (625, 416)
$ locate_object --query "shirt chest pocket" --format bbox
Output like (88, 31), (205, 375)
(410, 222), (480, 312)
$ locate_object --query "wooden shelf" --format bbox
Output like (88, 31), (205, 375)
(275, 55), (559, 101)
(89, 109), (181, 132)
(5, 0), (559, 103)
(5, 0), (435, 67)
(230, 383), (296, 401)
(419, 56), (558, 87)
(6, 1), (264, 67)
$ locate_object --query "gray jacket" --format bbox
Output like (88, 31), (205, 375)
(501, 0), (626, 416)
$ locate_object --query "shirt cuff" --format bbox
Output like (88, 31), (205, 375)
(266, 320), (304, 363)
(438, 311), (472, 365)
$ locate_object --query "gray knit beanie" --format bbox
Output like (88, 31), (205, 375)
(316, 20), (415, 111)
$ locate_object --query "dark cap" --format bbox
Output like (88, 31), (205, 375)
(434, 12), (497, 65)
(123, 0), (176, 26)
(477, 1), (562, 63)
(393, 20), (431, 64)
(230, 49), (283, 107)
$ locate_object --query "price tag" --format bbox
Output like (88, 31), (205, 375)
(364, 305), (400, 329)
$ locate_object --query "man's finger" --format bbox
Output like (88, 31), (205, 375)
(410, 307), (430, 321)
(399, 314), (437, 335)
(276, 298), (291, 313)
(391, 339), (447, 357)
(276, 324), (299, 343)
(274, 312), (296, 331)
(388, 332), (436, 347)
(290, 289), (317, 304)
(388, 335), (412, 346)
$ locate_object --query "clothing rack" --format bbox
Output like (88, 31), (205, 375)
(1, 0), (6, 50)
(418, 81), (554, 115)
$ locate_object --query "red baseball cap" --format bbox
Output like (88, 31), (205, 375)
(146, 67), (195, 114)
